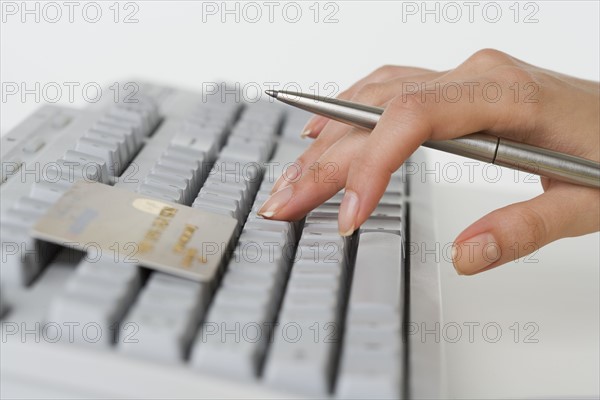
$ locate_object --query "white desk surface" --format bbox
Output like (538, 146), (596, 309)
(432, 177), (599, 399)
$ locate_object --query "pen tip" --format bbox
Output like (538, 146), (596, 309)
(265, 90), (278, 98)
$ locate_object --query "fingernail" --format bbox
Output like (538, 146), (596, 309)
(301, 117), (328, 138)
(451, 244), (463, 275)
(338, 190), (359, 236)
(452, 233), (501, 275)
(258, 185), (293, 218)
(271, 164), (301, 194)
(271, 175), (284, 194)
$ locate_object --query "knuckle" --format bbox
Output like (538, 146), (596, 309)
(389, 93), (426, 116)
(315, 160), (343, 187)
(515, 206), (549, 246)
(466, 48), (511, 68)
(310, 128), (340, 148)
(373, 64), (397, 77)
(489, 65), (535, 85)
(314, 162), (327, 181)
(294, 154), (310, 170)
(485, 65), (542, 130)
(357, 139), (392, 172)
(352, 153), (374, 171)
(293, 152), (314, 170)
(337, 88), (353, 100)
(349, 155), (393, 189)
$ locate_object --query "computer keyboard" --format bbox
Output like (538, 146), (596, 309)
(0, 82), (442, 399)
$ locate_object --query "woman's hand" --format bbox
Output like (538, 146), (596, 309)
(258, 49), (600, 275)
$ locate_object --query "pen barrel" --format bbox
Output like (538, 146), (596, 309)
(424, 134), (600, 188)
(271, 90), (600, 188)
(494, 138), (600, 188)
(422, 133), (498, 163)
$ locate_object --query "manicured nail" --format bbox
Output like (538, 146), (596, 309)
(271, 175), (285, 194)
(452, 233), (501, 275)
(300, 118), (316, 138)
(271, 164), (301, 194)
(338, 190), (359, 236)
(301, 117), (328, 139)
(258, 185), (293, 218)
(451, 244), (463, 275)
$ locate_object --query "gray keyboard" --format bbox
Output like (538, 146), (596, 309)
(0, 82), (412, 399)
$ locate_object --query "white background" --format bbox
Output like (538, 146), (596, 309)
(1, 1), (599, 398)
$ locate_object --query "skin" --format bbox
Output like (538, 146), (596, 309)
(258, 49), (600, 275)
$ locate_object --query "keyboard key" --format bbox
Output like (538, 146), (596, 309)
(170, 131), (218, 162)
(195, 195), (242, 221)
(48, 159), (108, 184)
(346, 232), (403, 322)
(45, 258), (141, 346)
(264, 210), (348, 396)
(113, 96), (160, 132)
(75, 137), (122, 176)
(92, 120), (139, 153)
(115, 115), (215, 193)
(157, 154), (204, 191)
(2, 208), (42, 227)
(192, 203), (236, 219)
(151, 164), (195, 190)
(85, 128), (129, 166)
(138, 182), (183, 203)
(106, 107), (151, 140)
(0, 223), (57, 286)
(144, 173), (190, 204)
(336, 351), (403, 399)
(336, 231), (404, 398)
(13, 196), (52, 214)
(22, 136), (45, 153)
(359, 217), (402, 235)
(118, 273), (207, 362)
(371, 204), (402, 218)
(264, 326), (335, 395)
(190, 186), (295, 379)
(30, 178), (72, 203)
(63, 150), (110, 184)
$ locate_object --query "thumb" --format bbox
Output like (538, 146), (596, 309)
(452, 184), (599, 275)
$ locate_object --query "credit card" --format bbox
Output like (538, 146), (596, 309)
(32, 181), (237, 282)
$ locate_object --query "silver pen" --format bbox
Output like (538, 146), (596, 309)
(265, 90), (600, 188)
